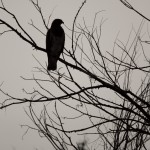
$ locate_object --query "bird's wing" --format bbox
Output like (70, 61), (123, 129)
(46, 28), (53, 53)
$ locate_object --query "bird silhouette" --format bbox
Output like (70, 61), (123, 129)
(46, 19), (65, 70)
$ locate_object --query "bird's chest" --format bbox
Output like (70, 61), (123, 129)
(53, 35), (64, 45)
(50, 34), (64, 54)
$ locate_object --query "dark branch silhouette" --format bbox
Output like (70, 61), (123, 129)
(0, 0), (150, 149)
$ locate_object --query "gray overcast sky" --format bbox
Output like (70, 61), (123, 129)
(0, 0), (150, 150)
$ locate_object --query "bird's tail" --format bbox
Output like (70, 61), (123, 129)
(47, 56), (57, 71)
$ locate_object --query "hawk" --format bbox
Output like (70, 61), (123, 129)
(46, 19), (65, 70)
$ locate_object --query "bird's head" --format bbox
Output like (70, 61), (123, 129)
(51, 19), (64, 27)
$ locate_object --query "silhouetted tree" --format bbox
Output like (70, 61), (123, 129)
(0, 0), (150, 149)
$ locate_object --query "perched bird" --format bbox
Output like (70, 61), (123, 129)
(46, 19), (65, 70)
